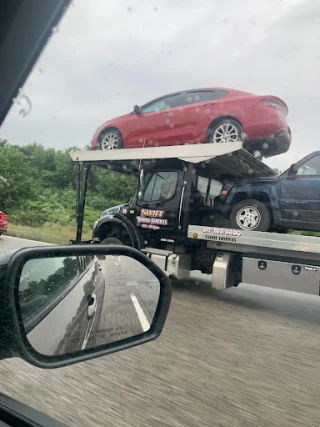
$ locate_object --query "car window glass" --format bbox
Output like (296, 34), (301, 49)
(297, 156), (320, 175)
(141, 94), (181, 113)
(181, 90), (227, 105)
(19, 257), (80, 321)
(209, 179), (223, 198)
(197, 176), (209, 196)
(143, 171), (178, 202)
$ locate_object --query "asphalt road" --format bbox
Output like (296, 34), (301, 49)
(1, 235), (320, 426)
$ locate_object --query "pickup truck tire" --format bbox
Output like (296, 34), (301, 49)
(230, 199), (271, 232)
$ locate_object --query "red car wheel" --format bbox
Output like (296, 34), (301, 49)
(99, 129), (123, 150)
(208, 119), (244, 144)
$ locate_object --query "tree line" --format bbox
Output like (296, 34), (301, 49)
(0, 140), (137, 231)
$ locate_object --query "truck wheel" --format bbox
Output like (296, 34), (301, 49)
(208, 119), (244, 144)
(98, 237), (123, 259)
(230, 199), (271, 232)
(100, 237), (123, 245)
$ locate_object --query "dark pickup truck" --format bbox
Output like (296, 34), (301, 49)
(215, 151), (320, 232)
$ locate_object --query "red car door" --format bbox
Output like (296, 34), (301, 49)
(177, 90), (228, 143)
(131, 93), (183, 147)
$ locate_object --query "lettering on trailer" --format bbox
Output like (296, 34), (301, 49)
(136, 216), (168, 226)
(140, 209), (165, 218)
(202, 227), (242, 243)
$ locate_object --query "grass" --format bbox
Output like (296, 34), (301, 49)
(7, 223), (91, 245)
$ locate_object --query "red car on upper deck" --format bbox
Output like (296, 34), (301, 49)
(91, 87), (291, 158)
(0, 210), (8, 236)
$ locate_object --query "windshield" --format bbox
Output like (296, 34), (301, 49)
(1, 1), (320, 427)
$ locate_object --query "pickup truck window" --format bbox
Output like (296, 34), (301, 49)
(297, 155), (320, 175)
(143, 171), (178, 202)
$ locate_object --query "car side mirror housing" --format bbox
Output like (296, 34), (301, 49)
(288, 163), (298, 176)
(133, 105), (141, 115)
(0, 245), (171, 369)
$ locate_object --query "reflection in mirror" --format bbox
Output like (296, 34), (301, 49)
(18, 254), (160, 356)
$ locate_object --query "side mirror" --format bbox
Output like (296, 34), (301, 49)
(133, 105), (141, 115)
(288, 163), (298, 176)
(1, 245), (171, 368)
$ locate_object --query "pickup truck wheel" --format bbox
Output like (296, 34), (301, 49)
(230, 199), (271, 232)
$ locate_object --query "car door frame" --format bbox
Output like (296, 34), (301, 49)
(133, 92), (185, 146)
(177, 89), (224, 142)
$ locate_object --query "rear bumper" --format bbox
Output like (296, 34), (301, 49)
(264, 129), (291, 157)
(244, 129), (291, 158)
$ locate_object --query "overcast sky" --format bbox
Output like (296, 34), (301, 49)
(0, 0), (319, 170)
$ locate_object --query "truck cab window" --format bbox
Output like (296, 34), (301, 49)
(143, 171), (178, 202)
(196, 176), (209, 204)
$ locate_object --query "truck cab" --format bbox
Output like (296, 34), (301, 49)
(93, 159), (208, 248)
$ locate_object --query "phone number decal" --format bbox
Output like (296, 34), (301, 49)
(202, 227), (242, 237)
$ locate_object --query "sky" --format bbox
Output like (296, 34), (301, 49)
(0, 0), (319, 170)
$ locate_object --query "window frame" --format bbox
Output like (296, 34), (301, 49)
(140, 93), (182, 114)
(142, 170), (180, 203)
(180, 89), (229, 106)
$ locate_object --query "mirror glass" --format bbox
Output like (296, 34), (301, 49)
(18, 254), (160, 356)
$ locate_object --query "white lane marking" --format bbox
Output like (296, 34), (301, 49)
(130, 293), (150, 332)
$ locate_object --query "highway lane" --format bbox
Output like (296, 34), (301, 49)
(91, 255), (160, 347)
(0, 235), (320, 426)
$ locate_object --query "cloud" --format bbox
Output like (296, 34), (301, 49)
(0, 0), (318, 169)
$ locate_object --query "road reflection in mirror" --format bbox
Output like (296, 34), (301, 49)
(18, 254), (160, 356)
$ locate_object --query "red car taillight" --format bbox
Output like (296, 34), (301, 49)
(0, 214), (7, 221)
(259, 97), (288, 116)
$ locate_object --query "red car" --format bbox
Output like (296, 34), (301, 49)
(91, 88), (291, 158)
(0, 211), (7, 236)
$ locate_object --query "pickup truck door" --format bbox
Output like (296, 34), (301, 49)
(279, 154), (320, 222)
(134, 170), (185, 233)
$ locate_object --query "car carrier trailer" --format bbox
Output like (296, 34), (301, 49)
(69, 141), (320, 297)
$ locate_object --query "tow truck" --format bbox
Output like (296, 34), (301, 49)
(69, 141), (320, 296)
